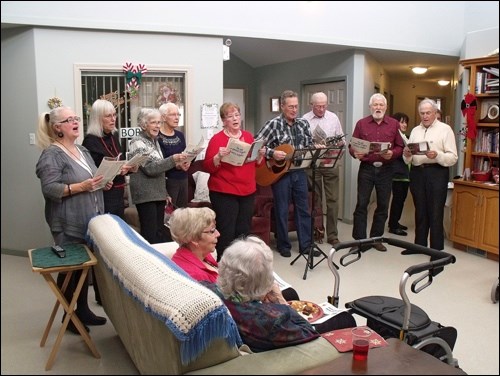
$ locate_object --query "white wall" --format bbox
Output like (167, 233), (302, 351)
(2, 1), (498, 57)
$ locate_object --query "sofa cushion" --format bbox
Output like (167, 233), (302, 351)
(87, 214), (241, 365)
(186, 336), (340, 375)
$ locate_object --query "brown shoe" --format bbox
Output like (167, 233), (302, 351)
(328, 239), (340, 246)
(373, 243), (387, 252)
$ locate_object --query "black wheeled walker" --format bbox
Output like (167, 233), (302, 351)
(327, 237), (460, 368)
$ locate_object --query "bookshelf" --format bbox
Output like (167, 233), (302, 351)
(450, 56), (498, 259)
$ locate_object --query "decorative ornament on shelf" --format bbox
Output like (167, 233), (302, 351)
(123, 62), (148, 99)
(460, 93), (477, 139)
(47, 97), (63, 109)
(457, 126), (468, 149)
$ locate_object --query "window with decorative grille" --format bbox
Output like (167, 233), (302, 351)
(80, 71), (186, 154)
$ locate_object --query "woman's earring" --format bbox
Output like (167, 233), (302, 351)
(57, 132), (64, 138)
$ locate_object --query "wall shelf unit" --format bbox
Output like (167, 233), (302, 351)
(450, 56), (498, 259)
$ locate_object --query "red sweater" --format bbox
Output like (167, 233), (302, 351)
(171, 246), (219, 283)
(203, 130), (258, 196)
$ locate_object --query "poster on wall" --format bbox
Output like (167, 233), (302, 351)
(201, 103), (219, 128)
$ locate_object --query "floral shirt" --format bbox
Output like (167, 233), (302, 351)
(201, 281), (320, 352)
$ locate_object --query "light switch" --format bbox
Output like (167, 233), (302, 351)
(29, 133), (36, 145)
(207, 129), (213, 139)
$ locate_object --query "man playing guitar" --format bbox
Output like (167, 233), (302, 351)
(255, 90), (318, 258)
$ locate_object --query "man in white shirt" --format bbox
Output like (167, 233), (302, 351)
(403, 98), (458, 251)
(303, 92), (344, 246)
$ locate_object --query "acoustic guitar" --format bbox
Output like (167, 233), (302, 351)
(256, 144), (295, 186)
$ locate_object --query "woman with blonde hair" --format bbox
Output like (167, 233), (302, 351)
(35, 106), (110, 334)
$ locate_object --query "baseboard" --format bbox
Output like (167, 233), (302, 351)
(1, 249), (29, 257)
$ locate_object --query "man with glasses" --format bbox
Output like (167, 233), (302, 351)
(303, 92), (345, 246)
(255, 90), (317, 258)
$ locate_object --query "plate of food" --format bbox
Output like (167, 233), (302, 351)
(288, 300), (324, 323)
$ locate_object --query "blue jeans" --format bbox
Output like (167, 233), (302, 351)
(272, 170), (312, 252)
(352, 163), (393, 239)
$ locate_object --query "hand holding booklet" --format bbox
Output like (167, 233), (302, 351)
(350, 137), (391, 155)
(221, 138), (266, 166)
(407, 141), (430, 155)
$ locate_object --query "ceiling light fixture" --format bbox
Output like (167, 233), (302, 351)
(411, 66), (428, 74)
(437, 80), (450, 86)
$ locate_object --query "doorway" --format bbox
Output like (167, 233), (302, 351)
(302, 80), (346, 220)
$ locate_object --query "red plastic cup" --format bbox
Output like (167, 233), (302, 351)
(351, 327), (372, 361)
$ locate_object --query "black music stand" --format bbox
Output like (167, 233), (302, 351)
(290, 145), (345, 280)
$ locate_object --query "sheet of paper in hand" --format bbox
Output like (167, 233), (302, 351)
(408, 141), (430, 155)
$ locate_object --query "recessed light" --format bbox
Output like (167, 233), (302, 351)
(411, 66), (428, 74)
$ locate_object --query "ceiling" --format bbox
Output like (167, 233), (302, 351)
(226, 36), (459, 84)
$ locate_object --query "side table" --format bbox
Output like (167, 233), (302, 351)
(299, 338), (466, 375)
(28, 244), (101, 370)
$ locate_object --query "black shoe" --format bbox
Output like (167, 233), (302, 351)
(78, 311), (107, 326)
(373, 243), (387, 252)
(300, 249), (322, 257)
(397, 223), (408, 230)
(67, 320), (90, 335)
(279, 249), (291, 258)
(388, 228), (408, 236)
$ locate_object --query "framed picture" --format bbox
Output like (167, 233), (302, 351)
(270, 97), (280, 113)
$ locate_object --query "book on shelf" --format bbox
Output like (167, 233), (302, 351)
(350, 136), (391, 155)
(407, 141), (430, 155)
(483, 67), (499, 77)
(221, 138), (266, 166)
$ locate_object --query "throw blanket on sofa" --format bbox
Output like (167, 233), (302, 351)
(86, 214), (242, 364)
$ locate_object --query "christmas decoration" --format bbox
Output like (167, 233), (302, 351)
(47, 97), (63, 109)
(122, 62), (148, 98)
(461, 93), (477, 139)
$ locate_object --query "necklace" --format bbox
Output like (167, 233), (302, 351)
(100, 134), (120, 158)
(55, 140), (93, 175)
(224, 129), (242, 139)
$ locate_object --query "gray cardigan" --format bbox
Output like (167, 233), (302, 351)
(36, 144), (105, 240)
(128, 131), (176, 205)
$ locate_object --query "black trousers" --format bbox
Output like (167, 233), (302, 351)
(388, 180), (410, 230)
(409, 164), (449, 250)
(209, 191), (255, 261)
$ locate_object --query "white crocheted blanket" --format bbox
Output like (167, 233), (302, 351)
(86, 214), (241, 364)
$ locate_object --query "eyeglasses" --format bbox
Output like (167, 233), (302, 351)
(59, 116), (81, 124)
(202, 228), (218, 235)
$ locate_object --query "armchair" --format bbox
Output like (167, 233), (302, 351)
(250, 185), (324, 246)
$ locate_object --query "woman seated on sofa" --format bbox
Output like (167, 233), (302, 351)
(169, 207), (300, 299)
(169, 208), (355, 351)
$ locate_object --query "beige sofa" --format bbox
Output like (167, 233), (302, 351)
(87, 214), (340, 374)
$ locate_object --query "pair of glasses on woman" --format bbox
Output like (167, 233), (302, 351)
(203, 228), (218, 235)
(59, 116), (81, 124)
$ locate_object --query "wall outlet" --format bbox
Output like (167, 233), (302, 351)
(29, 133), (36, 145)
